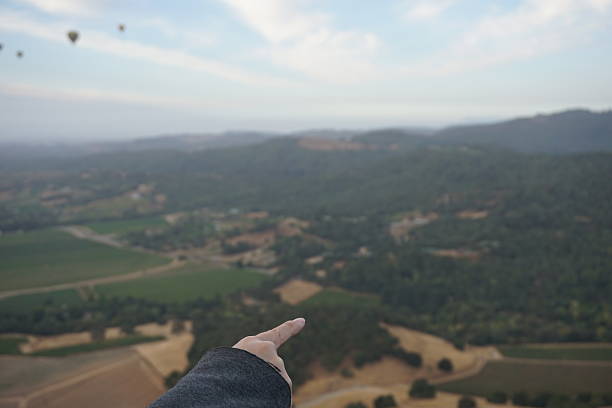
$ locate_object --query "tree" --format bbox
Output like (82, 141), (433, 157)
(512, 391), (529, 406)
(120, 322), (135, 335)
(486, 391), (508, 404)
(91, 325), (106, 342)
(458, 396), (477, 408)
(171, 320), (186, 334)
(409, 379), (436, 399)
(438, 357), (454, 372)
(373, 395), (397, 408)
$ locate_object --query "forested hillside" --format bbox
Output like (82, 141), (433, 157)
(1, 110), (612, 399)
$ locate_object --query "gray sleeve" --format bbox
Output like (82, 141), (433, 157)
(148, 347), (292, 408)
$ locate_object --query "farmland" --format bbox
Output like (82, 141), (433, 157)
(96, 264), (267, 302)
(31, 335), (164, 357)
(0, 229), (169, 291)
(438, 360), (612, 396)
(300, 288), (380, 307)
(0, 290), (82, 314)
(86, 216), (167, 235)
(0, 337), (26, 355)
(499, 344), (612, 361)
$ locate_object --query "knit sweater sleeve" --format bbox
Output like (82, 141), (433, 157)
(148, 347), (292, 408)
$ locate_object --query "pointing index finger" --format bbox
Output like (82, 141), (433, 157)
(256, 317), (306, 348)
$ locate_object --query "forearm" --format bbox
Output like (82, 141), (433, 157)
(148, 347), (291, 408)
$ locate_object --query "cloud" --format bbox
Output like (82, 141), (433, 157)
(402, 0), (457, 20)
(14, 0), (107, 16)
(220, 0), (381, 83)
(0, 9), (294, 88)
(132, 18), (217, 48)
(0, 81), (198, 107)
(404, 0), (612, 76)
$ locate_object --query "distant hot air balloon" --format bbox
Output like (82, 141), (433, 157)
(0, 43), (3, 51)
(67, 30), (79, 44)
(16, 51), (23, 58)
(118, 24), (126, 32)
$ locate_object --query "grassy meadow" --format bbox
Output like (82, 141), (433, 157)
(439, 361), (612, 395)
(0, 229), (169, 291)
(0, 336), (27, 355)
(300, 288), (380, 307)
(96, 263), (267, 302)
(499, 345), (612, 361)
(0, 289), (82, 313)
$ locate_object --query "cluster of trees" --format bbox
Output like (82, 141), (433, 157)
(125, 215), (215, 251)
(188, 303), (422, 387)
(409, 379), (436, 398)
(220, 240), (255, 255)
(0, 296), (219, 335)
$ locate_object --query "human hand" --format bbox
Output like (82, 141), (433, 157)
(233, 317), (306, 387)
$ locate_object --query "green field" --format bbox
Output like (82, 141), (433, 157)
(439, 361), (612, 396)
(499, 345), (612, 361)
(0, 336), (27, 355)
(0, 289), (82, 313)
(300, 288), (380, 307)
(86, 216), (167, 235)
(0, 229), (169, 291)
(96, 264), (267, 302)
(30, 335), (164, 357)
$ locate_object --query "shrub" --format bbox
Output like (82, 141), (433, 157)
(458, 396), (477, 408)
(438, 357), (454, 372)
(512, 391), (529, 406)
(373, 395), (397, 408)
(409, 379), (436, 399)
(486, 391), (508, 404)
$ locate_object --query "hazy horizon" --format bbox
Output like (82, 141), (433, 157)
(1, 0), (612, 141)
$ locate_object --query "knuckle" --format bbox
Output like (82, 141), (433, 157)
(255, 340), (275, 352)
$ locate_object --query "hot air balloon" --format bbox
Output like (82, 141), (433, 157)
(0, 43), (3, 51)
(67, 30), (79, 44)
(118, 24), (126, 32)
(16, 51), (23, 58)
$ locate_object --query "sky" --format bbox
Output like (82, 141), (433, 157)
(0, 0), (611, 141)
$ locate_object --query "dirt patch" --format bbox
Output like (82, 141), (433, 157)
(297, 388), (491, 408)
(245, 211), (269, 219)
(389, 212), (439, 243)
(381, 324), (476, 375)
(26, 353), (164, 408)
(164, 212), (185, 225)
(306, 255), (324, 265)
(429, 249), (481, 261)
(133, 333), (194, 377)
(20, 332), (92, 354)
(277, 217), (310, 237)
(274, 279), (323, 305)
(0, 348), (135, 398)
(19, 321), (185, 354)
(227, 230), (276, 247)
(298, 138), (369, 151)
(295, 357), (419, 404)
(297, 384), (409, 408)
(456, 210), (489, 220)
